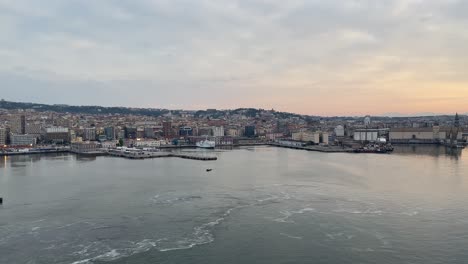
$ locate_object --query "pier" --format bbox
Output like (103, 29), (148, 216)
(107, 149), (217, 161)
(271, 143), (355, 153)
(0, 149), (69, 156)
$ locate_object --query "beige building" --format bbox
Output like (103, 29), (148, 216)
(226, 128), (241, 137)
(322, 132), (329, 145)
(70, 142), (98, 153)
(292, 131), (328, 145)
(389, 127), (463, 143)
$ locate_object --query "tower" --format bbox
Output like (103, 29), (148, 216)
(448, 113), (461, 147)
(454, 113), (460, 128)
(364, 115), (371, 127)
(163, 121), (172, 138)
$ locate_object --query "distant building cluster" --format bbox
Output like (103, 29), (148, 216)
(0, 101), (467, 150)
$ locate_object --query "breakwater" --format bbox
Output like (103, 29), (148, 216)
(271, 143), (355, 153)
(0, 149), (69, 156)
(107, 150), (217, 161)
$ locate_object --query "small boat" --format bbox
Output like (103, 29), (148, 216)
(206, 169), (212, 172)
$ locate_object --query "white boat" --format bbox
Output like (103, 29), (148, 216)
(196, 139), (216, 149)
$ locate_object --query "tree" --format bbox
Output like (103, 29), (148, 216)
(118, 139), (124, 147)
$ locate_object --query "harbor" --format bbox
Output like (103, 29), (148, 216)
(2, 145), (468, 264)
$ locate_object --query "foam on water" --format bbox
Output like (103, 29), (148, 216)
(280, 233), (303, 240)
(273, 207), (316, 223)
(150, 194), (203, 205)
(69, 204), (242, 263)
(71, 249), (121, 264)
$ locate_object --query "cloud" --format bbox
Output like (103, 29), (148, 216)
(0, 0), (467, 115)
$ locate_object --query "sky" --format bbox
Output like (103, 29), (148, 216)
(1, 0), (468, 116)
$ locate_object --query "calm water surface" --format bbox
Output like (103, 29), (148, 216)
(1, 146), (468, 264)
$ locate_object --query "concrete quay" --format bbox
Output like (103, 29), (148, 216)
(271, 143), (355, 153)
(0, 149), (69, 156)
(107, 149), (217, 161)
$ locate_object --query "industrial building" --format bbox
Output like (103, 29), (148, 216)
(389, 127), (465, 144)
(292, 130), (329, 145)
(334, 125), (345, 137)
(353, 129), (379, 142)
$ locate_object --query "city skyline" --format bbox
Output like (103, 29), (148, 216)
(1, 1), (468, 115)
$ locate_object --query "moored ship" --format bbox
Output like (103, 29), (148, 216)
(196, 139), (216, 149)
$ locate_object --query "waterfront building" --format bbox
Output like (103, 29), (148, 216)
(124, 126), (137, 139)
(104, 127), (115, 140)
(83, 127), (96, 141)
(45, 127), (70, 143)
(353, 129), (379, 142)
(10, 134), (37, 146)
(144, 127), (155, 138)
(292, 131), (316, 142)
(214, 136), (233, 146)
(292, 130), (328, 144)
(276, 139), (305, 147)
(9, 114), (26, 134)
(163, 121), (173, 138)
(389, 126), (466, 144)
(244, 125), (256, 137)
(335, 125), (345, 137)
(322, 132), (329, 145)
(136, 128), (145, 139)
(117, 129), (125, 140)
(70, 130), (77, 142)
(198, 127), (212, 136)
(179, 126), (193, 137)
(266, 133), (284, 141)
(25, 123), (42, 136)
(226, 128), (240, 137)
(134, 140), (161, 148)
(101, 141), (117, 149)
(70, 142), (98, 153)
(390, 127), (441, 144)
(0, 127), (7, 145)
(212, 126), (224, 137)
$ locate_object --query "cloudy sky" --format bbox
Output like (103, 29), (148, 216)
(1, 0), (467, 115)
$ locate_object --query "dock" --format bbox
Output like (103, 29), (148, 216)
(271, 143), (355, 153)
(0, 149), (69, 156)
(107, 149), (217, 161)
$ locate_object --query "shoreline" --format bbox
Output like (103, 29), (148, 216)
(0, 143), (385, 158)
